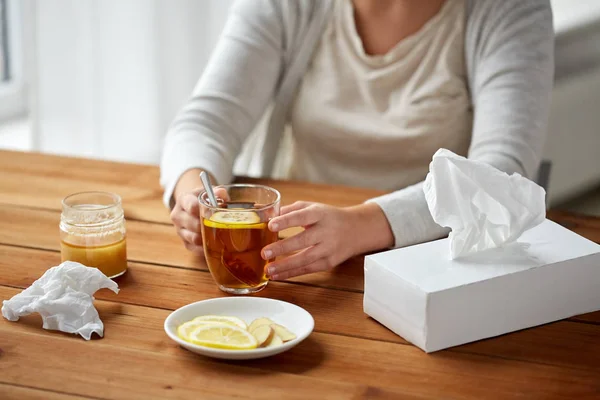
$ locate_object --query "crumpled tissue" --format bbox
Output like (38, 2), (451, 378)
(2, 261), (119, 339)
(423, 149), (546, 259)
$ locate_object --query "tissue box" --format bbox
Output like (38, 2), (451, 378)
(363, 219), (600, 353)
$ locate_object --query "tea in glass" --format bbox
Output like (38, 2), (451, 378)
(200, 185), (280, 294)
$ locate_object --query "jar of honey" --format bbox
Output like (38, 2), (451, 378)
(60, 191), (127, 278)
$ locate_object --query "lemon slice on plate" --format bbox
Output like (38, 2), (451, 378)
(191, 315), (248, 330)
(203, 211), (265, 229)
(177, 320), (214, 341)
(188, 323), (258, 350)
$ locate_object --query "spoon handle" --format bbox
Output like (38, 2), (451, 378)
(199, 171), (218, 207)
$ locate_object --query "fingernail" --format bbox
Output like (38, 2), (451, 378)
(270, 222), (279, 231)
(263, 249), (273, 259)
(267, 266), (275, 276)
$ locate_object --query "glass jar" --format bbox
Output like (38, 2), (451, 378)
(60, 191), (128, 279)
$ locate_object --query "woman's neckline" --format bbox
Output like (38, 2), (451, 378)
(344, 0), (455, 61)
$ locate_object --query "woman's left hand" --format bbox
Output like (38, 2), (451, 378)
(261, 201), (394, 280)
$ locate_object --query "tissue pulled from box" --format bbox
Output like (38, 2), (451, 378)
(423, 149), (546, 259)
(1, 261), (119, 340)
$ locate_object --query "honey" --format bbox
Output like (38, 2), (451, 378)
(60, 192), (128, 279)
(61, 237), (127, 278)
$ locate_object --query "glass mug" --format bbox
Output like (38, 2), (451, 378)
(60, 191), (128, 279)
(199, 184), (280, 294)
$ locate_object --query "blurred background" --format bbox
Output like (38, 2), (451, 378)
(0, 0), (599, 214)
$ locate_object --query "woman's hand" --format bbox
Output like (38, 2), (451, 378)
(170, 169), (226, 255)
(170, 188), (204, 255)
(261, 201), (394, 280)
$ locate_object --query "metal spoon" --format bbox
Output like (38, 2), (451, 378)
(199, 171), (218, 207)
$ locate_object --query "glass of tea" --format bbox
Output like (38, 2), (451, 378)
(199, 184), (280, 294)
(60, 191), (128, 279)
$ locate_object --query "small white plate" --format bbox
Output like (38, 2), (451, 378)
(164, 297), (314, 360)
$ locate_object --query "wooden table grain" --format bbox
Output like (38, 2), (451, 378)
(0, 150), (599, 400)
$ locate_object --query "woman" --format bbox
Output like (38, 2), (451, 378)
(161, 0), (554, 280)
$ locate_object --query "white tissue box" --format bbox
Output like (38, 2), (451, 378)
(363, 219), (600, 353)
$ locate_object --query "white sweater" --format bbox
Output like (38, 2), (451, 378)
(160, 0), (554, 249)
(289, 0), (472, 191)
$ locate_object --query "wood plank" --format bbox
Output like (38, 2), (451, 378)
(0, 204), (365, 292)
(547, 210), (600, 244)
(0, 150), (385, 224)
(2, 249), (600, 372)
(570, 313), (600, 324)
(2, 151), (598, 291)
(0, 245), (404, 345)
(3, 205), (600, 311)
(0, 384), (96, 400)
(0, 204), (203, 272)
(0, 332), (375, 400)
(0, 151), (169, 223)
(1, 288), (599, 400)
(4, 151), (599, 248)
(3, 150), (600, 399)
(0, 287), (419, 400)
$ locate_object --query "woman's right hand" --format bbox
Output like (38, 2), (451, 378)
(170, 188), (204, 255)
(170, 169), (227, 254)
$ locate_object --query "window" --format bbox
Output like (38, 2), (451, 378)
(0, 0), (26, 120)
(0, 0), (11, 81)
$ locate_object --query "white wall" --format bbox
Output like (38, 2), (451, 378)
(545, 66), (600, 205)
(30, 0), (232, 164)
(545, 0), (600, 204)
(27, 0), (600, 205)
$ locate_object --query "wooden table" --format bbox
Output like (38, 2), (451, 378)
(1, 150), (599, 399)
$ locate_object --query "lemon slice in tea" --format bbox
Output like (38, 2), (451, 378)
(188, 323), (258, 350)
(204, 210), (265, 229)
(191, 315), (248, 330)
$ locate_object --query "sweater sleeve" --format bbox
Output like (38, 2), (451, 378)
(368, 0), (554, 248)
(159, 0), (284, 208)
